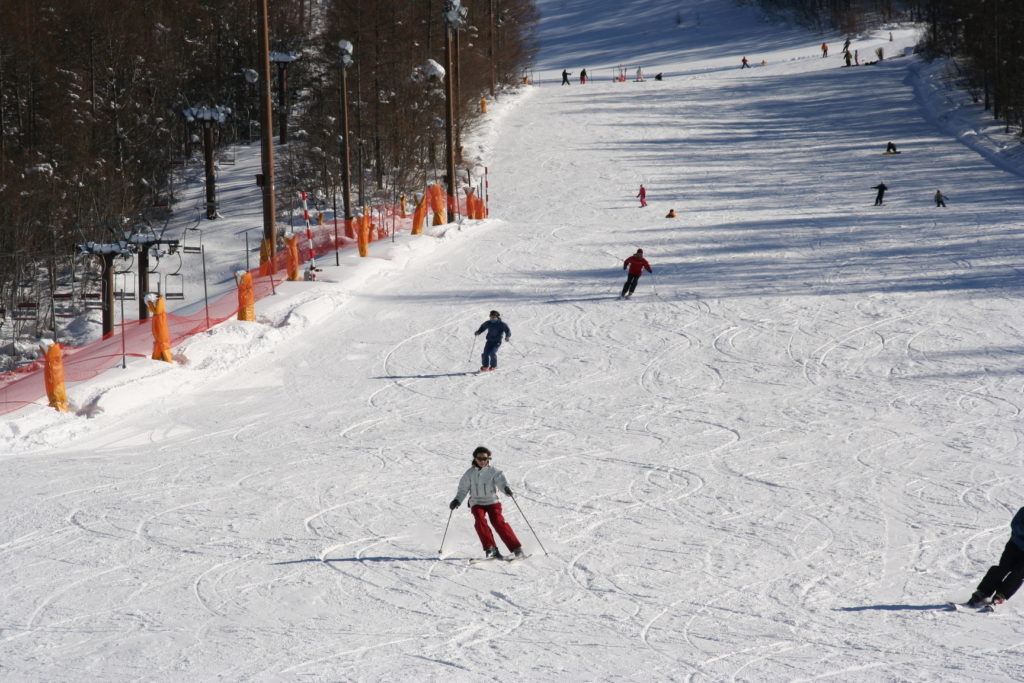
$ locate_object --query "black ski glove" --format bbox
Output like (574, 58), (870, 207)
(449, 499), (461, 510)
(504, 486), (513, 497)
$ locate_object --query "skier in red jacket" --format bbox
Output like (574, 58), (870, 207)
(620, 248), (652, 298)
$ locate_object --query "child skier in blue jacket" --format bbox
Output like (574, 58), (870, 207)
(474, 310), (511, 371)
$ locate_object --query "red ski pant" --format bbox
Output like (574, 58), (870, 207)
(470, 503), (521, 551)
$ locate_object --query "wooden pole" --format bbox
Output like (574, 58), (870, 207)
(257, 0), (277, 272)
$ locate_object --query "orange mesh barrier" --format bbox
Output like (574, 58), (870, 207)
(0, 187), (481, 415)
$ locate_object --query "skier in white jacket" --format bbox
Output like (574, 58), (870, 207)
(449, 446), (524, 559)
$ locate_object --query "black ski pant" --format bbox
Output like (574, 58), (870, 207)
(975, 540), (1024, 600)
(622, 273), (641, 296)
(481, 340), (502, 368)
(874, 192), (885, 205)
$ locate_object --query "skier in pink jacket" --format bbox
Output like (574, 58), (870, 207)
(636, 184), (647, 207)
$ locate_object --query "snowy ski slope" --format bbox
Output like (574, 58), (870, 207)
(3, 0), (1024, 680)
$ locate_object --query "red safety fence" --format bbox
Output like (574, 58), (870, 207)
(0, 189), (482, 416)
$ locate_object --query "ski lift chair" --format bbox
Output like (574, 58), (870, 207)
(164, 252), (185, 300)
(52, 288), (77, 319)
(146, 247), (164, 297)
(80, 259), (104, 310)
(114, 254), (136, 301)
(82, 291), (103, 310)
(182, 226), (203, 254)
(12, 280), (38, 321)
(12, 301), (38, 321)
(219, 149), (236, 166)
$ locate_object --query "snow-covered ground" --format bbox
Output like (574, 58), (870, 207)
(3, 0), (1024, 680)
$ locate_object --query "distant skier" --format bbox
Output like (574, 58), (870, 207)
(620, 248), (652, 298)
(934, 190), (947, 207)
(872, 182), (888, 206)
(821, 42), (829, 57)
(474, 309), (511, 372)
(449, 446), (525, 560)
(844, 51), (852, 67)
(963, 507), (1024, 609)
(561, 69), (571, 85)
(636, 184), (647, 207)
(842, 38), (851, 52)
(579, 69), (588, 84)
(885, 141), (899, 154)
(741, 56), (750, 69)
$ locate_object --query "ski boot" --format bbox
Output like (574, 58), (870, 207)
(967, 591), (989, 608)
(485, 546), (502, 559)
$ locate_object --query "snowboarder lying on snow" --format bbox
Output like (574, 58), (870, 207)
(450, 446), (524, 560)
(474, 310), (511, 371)
(965, 507), (1024, 608)
(621, 248), (652, 298)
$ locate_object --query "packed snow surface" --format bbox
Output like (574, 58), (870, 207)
(3, 0), (1024, 680)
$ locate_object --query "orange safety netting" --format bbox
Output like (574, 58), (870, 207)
(0, 189), (483, 416)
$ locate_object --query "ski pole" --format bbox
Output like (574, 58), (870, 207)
(509, 495), (548, 556)
(439, 508), (454, 556)
(468, 334), (477, 362)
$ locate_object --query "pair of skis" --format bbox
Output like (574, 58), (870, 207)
(947, 601), (1000, 613)
(468, 554), (530, 565)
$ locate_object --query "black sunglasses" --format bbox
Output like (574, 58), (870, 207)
(475, 455), (491, 461)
